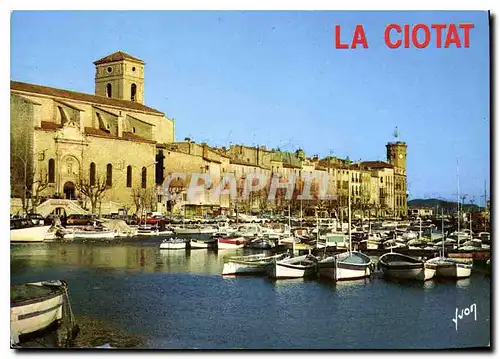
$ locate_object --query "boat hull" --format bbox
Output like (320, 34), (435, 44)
(217, 238), (246, 249)
(436, 264), (471, 278)
(73, 231), (115, 239)
(11, 226), (51, 243)
(381, 266), (435, 281)
(189, 240), (214, 249)
(318, 262), (372, 281)
(159, 241), (186, 250)
(11, 281), (67, 343)
(222, 261), (269, 275)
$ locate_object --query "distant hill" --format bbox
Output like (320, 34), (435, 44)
(408, 198), (483, 212)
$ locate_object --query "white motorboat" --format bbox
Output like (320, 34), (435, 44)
(267, 254), (318, 279)
(318, 251), (373, 281)
(222, 253), (289, 276)
(379, 252), (436, 281)
(159, 238), (186, 250)
(217, 237), (247, 249)
(11, 219), (51, 243)
(11, 280), (76, 345)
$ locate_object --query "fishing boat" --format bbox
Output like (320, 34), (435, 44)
(222, 253), (289, 275)
(217, 237), (247, 249)
(159, 238), (186, 250)
(426, 257), (472, 279)
(318, 252), (373, 281)
(426, 209), (472, 279)
(189, 238), (216, 249)
(11, 219), (52, 243)
(318, 179), (373, 281)
(267, 254), (318, 279)
(11, 280), (77, 345)
(379, 252), (436, 281)
(248, 238), (276, 249)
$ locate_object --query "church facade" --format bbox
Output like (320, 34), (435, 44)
(10, 51), (174, 214)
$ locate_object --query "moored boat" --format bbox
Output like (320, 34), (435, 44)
(248, 238), (276, 249)
(189, 238), (216, 249)
(222, 253), (289, 275)
(73, 228), (116, 239)
(10, 280), (76, 345)
(159, 238), (186, 250)
(172, 225), (217, 235)
(217, 237), (247, 249)
(379, 252), (436, 281)
(426, 257), (472, 279)
(318, 251), (373, 281)
(267, 254), (318, 279)
(11, 219), (51, 243)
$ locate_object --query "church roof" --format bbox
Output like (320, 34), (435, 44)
(93, 51), (144, 65)
(11, 81), (164, 115)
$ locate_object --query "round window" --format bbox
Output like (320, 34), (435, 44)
(107, 67), (112, 73)
(132, 67), (136, 72)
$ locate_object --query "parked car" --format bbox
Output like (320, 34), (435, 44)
(66, 214), (93, 226)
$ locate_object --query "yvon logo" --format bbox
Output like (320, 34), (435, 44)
(452, 303), (477, 331)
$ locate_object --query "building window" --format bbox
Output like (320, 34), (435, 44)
(48, 159), (55, 183)
(131, 84), (137, 101)
(106, 83), (112, 98)
(106, 163), (112, 187)
(127, 165), (132, 188)
(141, 167), (147, 188)
(90, 162), (96, 186)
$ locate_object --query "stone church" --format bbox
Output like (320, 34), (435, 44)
(10, 51), (174, 214)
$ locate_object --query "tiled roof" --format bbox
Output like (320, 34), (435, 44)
(360, 161), (394, 169)
(84, 127), (156, 144)
(11, 81), (163, 115)
(93, 51), (144, 65)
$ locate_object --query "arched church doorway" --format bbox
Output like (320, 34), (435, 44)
(63, 181), (75, 200)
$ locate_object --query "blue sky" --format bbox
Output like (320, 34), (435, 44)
(10, 11), (490, 204)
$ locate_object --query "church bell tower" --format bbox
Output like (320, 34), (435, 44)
(94, 51), (145, 104)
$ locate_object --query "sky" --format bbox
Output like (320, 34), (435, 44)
(10, 11), (490, 204)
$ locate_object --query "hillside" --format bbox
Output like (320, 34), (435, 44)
(408, 198), (483, 212)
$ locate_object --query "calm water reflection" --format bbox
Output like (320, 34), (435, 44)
(11, 239), (491, 349)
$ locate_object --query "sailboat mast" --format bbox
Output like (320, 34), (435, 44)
(457, 160), (460, 247)
(348, 169), (352, 253)
(288, 204), (291, 231)
(441, 208), (445, 257)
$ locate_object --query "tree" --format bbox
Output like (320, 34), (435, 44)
(75, 173), (108, 215)
(11, 151), (49, 215)
(131, 187), (157, 216)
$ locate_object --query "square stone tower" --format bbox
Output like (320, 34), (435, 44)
(94, 51), (145, 104)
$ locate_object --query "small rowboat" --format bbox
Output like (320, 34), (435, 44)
(379, 252), (436, 281)
(267, 254), (318, 279)
(11, 280), (77, 345)
(222, 253), (289, 275)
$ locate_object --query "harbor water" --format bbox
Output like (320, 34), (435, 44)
(11, 238), (491, 349)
